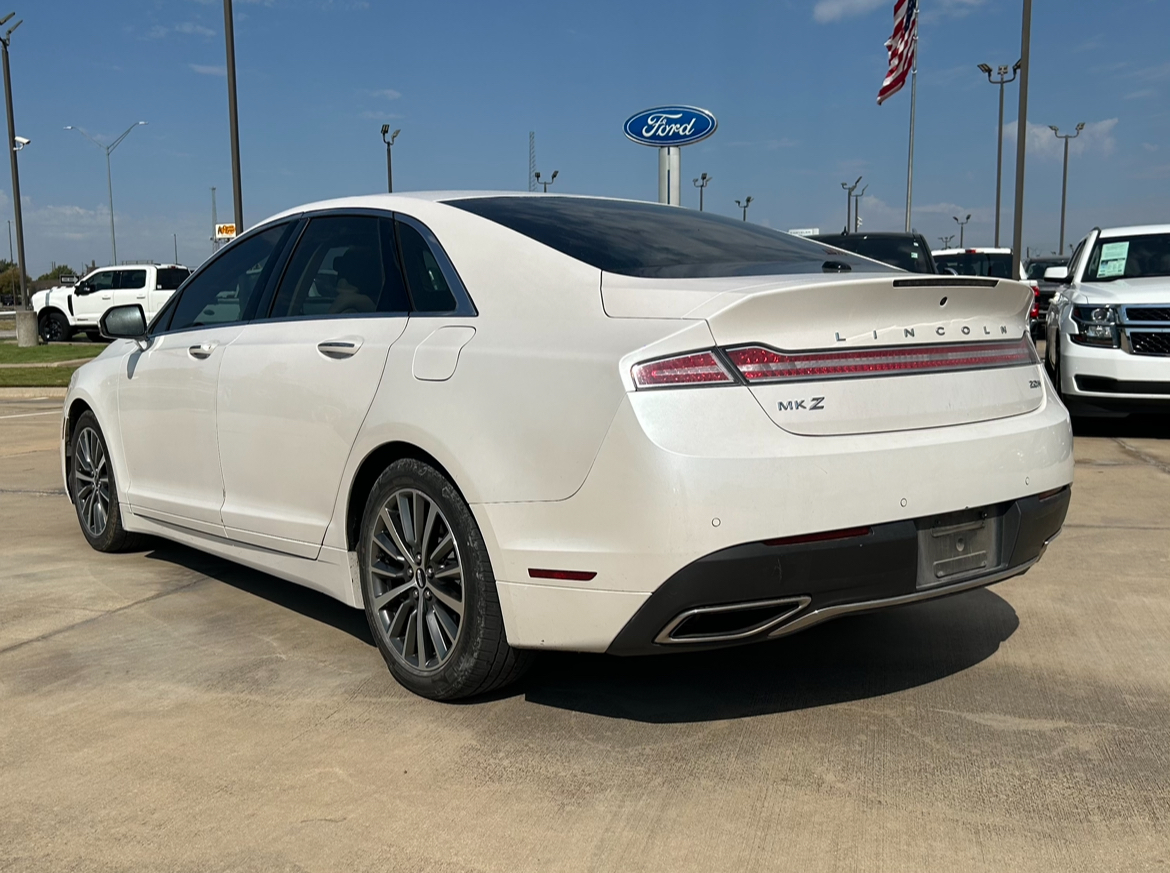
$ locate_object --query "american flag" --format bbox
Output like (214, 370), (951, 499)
(877, 0), (918, 105)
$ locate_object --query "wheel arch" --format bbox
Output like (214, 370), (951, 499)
(344, 441), (468, 552)
(63, 397), (95, 500)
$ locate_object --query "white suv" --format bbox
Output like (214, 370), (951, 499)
(32, 263), (191, 342)
(1044, 224), (1170, 414)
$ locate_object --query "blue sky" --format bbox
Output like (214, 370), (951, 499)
(6, 0), (1169, 274)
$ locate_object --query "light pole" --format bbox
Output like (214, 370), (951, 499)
(533, 170), (558, 193)
(978, 61), (1021, 247)
(953, 213), (971, 248)
(851, 184), (868, 233)
(840, 175), (861, 233)
(65, 121), (148, 265)
(939, 235), (955, 249)
(1011, 0), (1033, 281)
(693, 172), (711, 211)
(1050, 122), (1084, 256)
(1, 11), (30, 331)
(223, 0), (243, 234)
(735, 196), (753, 221)
(380, 124), (400, 193)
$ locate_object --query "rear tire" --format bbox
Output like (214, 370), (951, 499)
(359, 458), (533, 700)
(70, 412), (142, 552)
(39, 310), (71, 343)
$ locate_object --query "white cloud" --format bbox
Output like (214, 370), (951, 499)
(359, 110), (403, 120)
(813, 0), (982, 23)
(1003, 118), (1118, 160)
(1125, 89), (1157, 100)
(1143, 142), (1159, 152)
(174, 22), (216, 35)
(189, 63), (226, 76)
(370, 88), (401, 100)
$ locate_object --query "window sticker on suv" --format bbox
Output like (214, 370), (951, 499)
(1097, 242), (1129, 279)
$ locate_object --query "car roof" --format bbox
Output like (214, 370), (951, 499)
(810, 232), (924, 240)
(1098, 224), (1170, 238)
(932, 248), (1012, 255)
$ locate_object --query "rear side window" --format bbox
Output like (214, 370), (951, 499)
(156, 268), (191, 290)
(116, 269), (147, 290)
(450, 196), (888, 279)
(268, 216), (409, 319)
(397, 220), (457, 312)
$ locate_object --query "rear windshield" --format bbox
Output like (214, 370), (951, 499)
(1025, 260), (1065, 280)
(157, 267), (191, 290)
(811, 235), (934, 273)
(1083, 233), (1170, 282)
(449, 196), (891, 279)
(934, 251), (1013, 278)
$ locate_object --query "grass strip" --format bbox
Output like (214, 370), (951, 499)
(0, 341), (104, 365)
(0, 366), (78, 387)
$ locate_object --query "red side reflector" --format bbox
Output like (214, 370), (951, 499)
(528, 568), (597, 581)
(631, 351), (734, 389)
(725, 337), (1037, 383)
(765, 526), (872, 547)
(1037, 486), (1066, 501)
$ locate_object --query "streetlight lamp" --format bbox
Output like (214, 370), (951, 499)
(939, 235), (955, 249)
(1, 10), (31, 340)
(65, 121), (148, 265)
(978, 60), (1021, 247)
(1050, 122), (1084, 256)
(380, 125), (400, 193)
(693, 172), (711, 211)
(851, 184), (868, 233)
(533, 170), (558, 193)
(840, 176), (861, 233)
(953, 213), (971, 247)
(735, 196), (753, 221)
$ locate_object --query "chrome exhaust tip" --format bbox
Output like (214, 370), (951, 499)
(654, 596), (812, 645)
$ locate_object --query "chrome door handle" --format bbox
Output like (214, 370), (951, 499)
(188, 342), (216, 360)
(318, 340), (360, 359)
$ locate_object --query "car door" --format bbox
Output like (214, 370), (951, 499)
(73, 268), (117, 326)
(116, 223), (292, 534)
(113, 268), (149, 312)
(216, 214), (411, 557)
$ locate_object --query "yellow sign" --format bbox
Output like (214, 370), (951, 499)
(214, 223), (237, 240)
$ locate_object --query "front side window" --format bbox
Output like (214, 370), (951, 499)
(1083, 233), (1170, 282)
(117, 269), (147, 290)
(168, 224), (288, 331)
(84, 270), (117, 293)
(269, 216), (408, 319)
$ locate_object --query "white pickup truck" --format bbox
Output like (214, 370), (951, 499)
(32, 263), (191, 342)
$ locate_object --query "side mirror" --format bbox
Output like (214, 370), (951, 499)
(75, 282), (92, 295)
(99, 304), (148, 345)
(1043, 266), (1070, 282)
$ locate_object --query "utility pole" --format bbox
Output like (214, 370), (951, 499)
(1011, 0), (1033, 281)
(978, 61), (1021, 246)
(953, 213), (971, 247)
(735, 196), (753, 221)
(223, 0), (243, 233)
(840, 176), (861, 233)
(693, 173), (711, 211)
(852, 184), (868, 233)
(380, 124), (400, 193)
(1, 11), (30, 335)
(1050, 123), (1084, 256)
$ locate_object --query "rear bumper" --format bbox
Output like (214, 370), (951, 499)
(605, 487), (1070, 655)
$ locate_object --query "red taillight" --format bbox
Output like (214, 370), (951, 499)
(631, 351), (734, 389)
(528, 568), (597, 581)
(1030, 286), (1040, 318)
(764, 526), (872, 547)
(725, 337), (1037, 383)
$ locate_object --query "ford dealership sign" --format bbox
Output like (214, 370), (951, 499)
(624, 106), (717, 147)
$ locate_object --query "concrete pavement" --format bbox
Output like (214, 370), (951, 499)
(1, 397), (1167, 872)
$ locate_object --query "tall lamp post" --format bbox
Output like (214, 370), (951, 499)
(977, 61), (1021, 247)
(223, 0), (243, 234)
(380, 125), (400, 193)
(953, 213), (971, 248)
(1010, 0), (1033, 282)
(533, 170), (558, 192)
(735, 196), (753, 221)
(1050, 122), (1084, 255)
(939, 235), (955, 249)
(693, 172), (711, 211)
(65, 121), (148, 265)
(840, 175), (861, 233)
(1, 10), (31, 343)
(851, 184), (868, 233)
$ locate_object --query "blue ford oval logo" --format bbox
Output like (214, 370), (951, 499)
(624, 105), (718, 147)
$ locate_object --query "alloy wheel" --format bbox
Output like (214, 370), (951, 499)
(74, 427), (110, 537)
(367, 488), (464, 672)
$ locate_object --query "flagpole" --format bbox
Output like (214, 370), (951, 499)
(904, 4), (918, 232)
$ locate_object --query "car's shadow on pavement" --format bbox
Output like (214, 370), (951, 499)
(1071, 412), (1170, 439)
(142, 541), (1018, 722)
(522, 589), (1018, 722)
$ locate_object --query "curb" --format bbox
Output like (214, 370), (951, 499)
(0, 387), (68, 399)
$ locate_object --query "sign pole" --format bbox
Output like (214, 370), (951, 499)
(627, 107), (716, 207)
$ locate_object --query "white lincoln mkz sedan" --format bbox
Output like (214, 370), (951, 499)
(63, 193), (1074, 699)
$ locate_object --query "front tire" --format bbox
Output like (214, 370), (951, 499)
(70, 412), (141, 552)
(39, 310), (71, 343)
(359, 458), (532, 700)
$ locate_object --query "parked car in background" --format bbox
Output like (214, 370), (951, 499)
(32, 263), (191, 342)
(1045, 224), (1170, 415)
(932, 247), (1016, 279)
(811, 231), (938, 273)
(63, 193), (1071, 700)
(1025, 255), (1069, 338)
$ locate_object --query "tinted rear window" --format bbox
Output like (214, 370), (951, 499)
(935, 252), (1013, 278)
(811, 235), (934, 273)
(449, 196), (889, 279)
(157, 268), (191, 290)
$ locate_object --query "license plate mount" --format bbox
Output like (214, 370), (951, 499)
(916, 506), (1004, 590)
